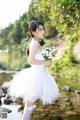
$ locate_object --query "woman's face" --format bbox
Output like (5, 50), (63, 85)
(33, 25), (44, 40)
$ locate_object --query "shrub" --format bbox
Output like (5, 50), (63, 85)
(0, 62), (8, 70)
(11, 56), (30, 71)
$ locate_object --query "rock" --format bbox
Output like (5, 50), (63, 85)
(0, 112), (7, 119)
(75, 91), (80, 94)
(18, 104), (24, 112)
(62, 86), (71, 92)
(2, 87), (8, 94)
(0, 86), (5, 99)
(1, 81), (10, 88)
(0, 99), (2, 105)
(0, 107), (12, 113)
(52, 116), (63, 120)
(0, 87), (3, 93)
(65, 111), (77, 115)
(1, 82), (9, 95)
(0, 93), (5, 98)
(1, 94), (14, 105)
(4, 99), (13, 105)
(64, 98), (70, 102)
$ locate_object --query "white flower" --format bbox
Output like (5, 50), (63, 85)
(42, 46), (57, 60)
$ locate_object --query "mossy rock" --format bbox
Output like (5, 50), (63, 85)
(15, 97), (23, 105)
(64, 115), (80, 120)
(47, 115), (63, 120)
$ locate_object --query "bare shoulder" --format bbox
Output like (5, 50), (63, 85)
(29, 39), (40, 52)
(30, 40), (39, 48)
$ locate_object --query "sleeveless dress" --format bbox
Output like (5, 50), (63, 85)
(8, 39), (60, 105)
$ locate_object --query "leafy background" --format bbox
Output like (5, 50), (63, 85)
(0, 0), (80, 89)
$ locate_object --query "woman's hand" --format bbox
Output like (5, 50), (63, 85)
(44, 60), (52, 67)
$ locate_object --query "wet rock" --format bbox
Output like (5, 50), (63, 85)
(0, 107), (12, 113)
(0, 87), (5, 98)
(2, 87), (8, 94)
(0, 99), (2, 105)
(75, 91), (80, 94)
(64, 98), (70, 102)
(1, 82), (9, 95)
(4, 98), (13, 105)
(62, 86), (71, 92)
(0, 87), (3, 93)
(0, 112), (7, 119)
(0, 93), (5, 99)
(18, 104), (24, 112)
(1, 94), (13, 105)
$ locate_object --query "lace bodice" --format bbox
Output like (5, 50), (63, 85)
(29, 38), (45, 60)
(29, 38), (45, 70)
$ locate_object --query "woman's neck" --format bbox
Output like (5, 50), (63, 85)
(34, 36), (40, 42)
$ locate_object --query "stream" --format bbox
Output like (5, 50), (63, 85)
(0, 103), (23, 120)
(0, 71), (23, 120)
(0, 71), (80, 120)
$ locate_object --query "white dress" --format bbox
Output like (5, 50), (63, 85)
(8, 39), (60, 105)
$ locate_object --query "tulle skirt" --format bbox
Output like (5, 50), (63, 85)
(8, 66), (60, 105)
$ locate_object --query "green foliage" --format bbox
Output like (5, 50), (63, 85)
(21, 19), (28, 38)
(50, 0), (80, 34)
(49, 41), (80, 90)
(44, 21), (58, 39)
(0, 0), (80, 50)
(52, 65), (80, 90)
(21, 37), (29, 53)
(51, 48), (74, 73)
(0, 0), (80, 74)
(9, 21), (22, 44)
(0, 24), (14, 49)
(0, 16), (27, 50)
(27, 0), (39, 22)
(11, 56), (30, 71)
(0, 62), (8, 70)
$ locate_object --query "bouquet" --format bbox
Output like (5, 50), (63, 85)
(42, 46), (57, 60)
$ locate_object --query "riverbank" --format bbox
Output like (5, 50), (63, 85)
(31, 92), (80, 120)
(0, 70), (17, 73)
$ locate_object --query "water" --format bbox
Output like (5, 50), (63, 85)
(0, 103), (23, 120)
(0, 71), (80, 120)
(0, 71), (23, 120)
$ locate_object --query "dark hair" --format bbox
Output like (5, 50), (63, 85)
(28, 21), (43, 37)
(26, 21), (43, 56)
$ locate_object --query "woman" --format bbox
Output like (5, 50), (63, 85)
(8, 21), (60, 120)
